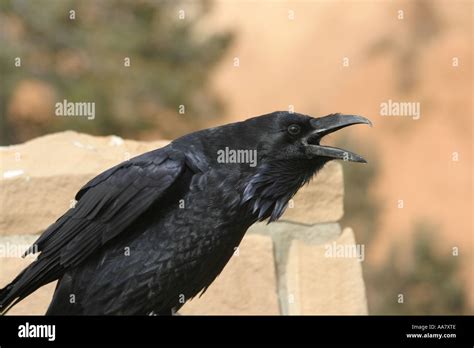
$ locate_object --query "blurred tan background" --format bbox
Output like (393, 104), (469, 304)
(1, 0), (472, 314)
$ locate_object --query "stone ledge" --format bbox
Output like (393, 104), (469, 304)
(249, 221), (344, 314)
(0, 131), (343, 235)
(0, 235), (56, 315)
(0, 132), (168, 235)
(280, 161), (343, 224)
(285, 227), (368, 315)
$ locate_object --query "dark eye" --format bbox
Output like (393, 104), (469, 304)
(287, 124), (301, 135)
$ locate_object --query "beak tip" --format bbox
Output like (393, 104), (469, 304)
(352, 114), (373, 128)
(350, 156), (367, 164)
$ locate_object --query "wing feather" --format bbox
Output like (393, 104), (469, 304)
(1, 146), (190, 313)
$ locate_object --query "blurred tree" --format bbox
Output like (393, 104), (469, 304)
(0, 0), (233, 144)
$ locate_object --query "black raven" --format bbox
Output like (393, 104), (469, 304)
(0, 111), (371, 315)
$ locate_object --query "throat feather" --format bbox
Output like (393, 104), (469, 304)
(242, 160), (323, 222)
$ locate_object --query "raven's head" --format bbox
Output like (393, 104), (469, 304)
(178, 111), (371, 223)
(243, 111), (372, 163)
(235, 111), (372, 222)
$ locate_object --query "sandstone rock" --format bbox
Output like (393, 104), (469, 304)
(248, 221), (341, 244)
(180, 234), (279, 315)
(285, 227), (368, 314)
(0, 131), (168, 235)
(249, 221), (343, 314)
(280, 161), (343, 224)
(0, 235), (55, 315)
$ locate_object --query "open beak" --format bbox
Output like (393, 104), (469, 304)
(304, 113), (372, 163)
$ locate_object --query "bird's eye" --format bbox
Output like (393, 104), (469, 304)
(287, 124), (301, 135)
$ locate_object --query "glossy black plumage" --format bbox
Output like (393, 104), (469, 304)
(0, 111), (370, 315)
